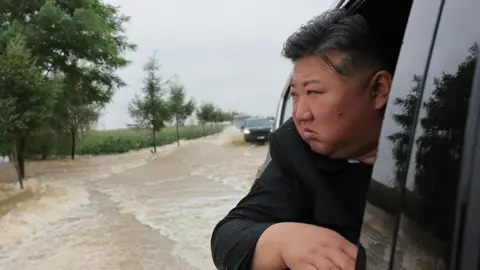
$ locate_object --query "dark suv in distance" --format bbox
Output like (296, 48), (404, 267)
(258, 0), (480, 269)
(241, 117), (273, 144)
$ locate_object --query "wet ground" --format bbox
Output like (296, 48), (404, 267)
(0, 128), (445, 270)
(0, 132), (268, 270)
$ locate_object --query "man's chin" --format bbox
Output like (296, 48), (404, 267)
(307, 140), (332, 156)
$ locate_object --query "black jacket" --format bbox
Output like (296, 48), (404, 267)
(211, 119), (372, 270)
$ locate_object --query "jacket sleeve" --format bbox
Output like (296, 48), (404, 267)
(210, 152), (311, 270)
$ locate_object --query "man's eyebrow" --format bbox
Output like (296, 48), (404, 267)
(291, 79), (322, 88)
(304, 79), (322, 85)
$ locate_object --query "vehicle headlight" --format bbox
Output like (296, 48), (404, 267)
(243, 129), (250, 134)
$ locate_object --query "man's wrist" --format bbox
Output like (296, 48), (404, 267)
(251, 223), (287, 270)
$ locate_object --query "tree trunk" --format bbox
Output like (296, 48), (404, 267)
(202, 124), (206, 138)
(41, 143), (47, 160)
(152, 128), (157, 153)
(175, 115), (180, 147)
(18, 136), (26, 179)
(70, 127), (76, 160)
(11, 138), (24, 189)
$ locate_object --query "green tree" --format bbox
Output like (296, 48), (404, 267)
(219, 109), (234, 123)
(128, 53), (171, 153)
(0, 34), (59, 188)
(167, 80), (196, 146)
(196, 102), (216, 137)
(212, 107), (223, 123)
(0, 0), (136, 160)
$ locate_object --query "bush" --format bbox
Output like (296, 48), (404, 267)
(76, 124), (224, 155)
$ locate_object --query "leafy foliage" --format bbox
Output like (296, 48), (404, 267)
(167, 79), (195, 145)
(0, 0), (238, 188)
(75, 125), (224, 155)
(0, 34), (59, 135)
(0, 0), (136, 187)
(0, 34), (60, 187)
(128, 53), (172, 152)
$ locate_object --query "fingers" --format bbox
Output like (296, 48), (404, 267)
(309, 257), (340, 270)
(294, 260), (336, 270)
(323, 247), (355, 270)
(290, 248), (355, 270)
(339, 242), (357, 261)
(294, 263), (318, 270)
(320, 229), (358, 261)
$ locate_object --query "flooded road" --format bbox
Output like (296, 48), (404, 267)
(0, 131), (268, 270)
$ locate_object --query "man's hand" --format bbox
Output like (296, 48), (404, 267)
(271, 222), (357, 270)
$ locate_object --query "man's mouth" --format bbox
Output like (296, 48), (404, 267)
(303, 128), (316, 140)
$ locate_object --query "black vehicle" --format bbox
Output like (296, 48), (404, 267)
(241, 117), (273, 144)
(257, 0), (480, 268)
(232, 114), (251, 130)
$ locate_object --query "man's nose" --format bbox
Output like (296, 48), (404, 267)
(294, 97), (313, 121)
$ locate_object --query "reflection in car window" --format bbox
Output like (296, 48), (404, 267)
(392, 0), (479, 268)
(359, 0), (443, 269)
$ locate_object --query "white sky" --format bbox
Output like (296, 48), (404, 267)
(98, 0), (337, 129)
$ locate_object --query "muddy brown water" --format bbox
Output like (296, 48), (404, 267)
(0, 129), (267, 270)
(0, 127), (443, 269)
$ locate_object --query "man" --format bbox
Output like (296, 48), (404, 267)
(211, 8), (396, 270)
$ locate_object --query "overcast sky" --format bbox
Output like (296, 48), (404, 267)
(98, 0), (336, 129)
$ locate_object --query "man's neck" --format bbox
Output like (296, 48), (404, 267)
(355, 148), (377, 165)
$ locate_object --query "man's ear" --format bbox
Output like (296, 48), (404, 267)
(370, 70), (392, 110)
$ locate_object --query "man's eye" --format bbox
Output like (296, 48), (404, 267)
(306, 90), (323, 95)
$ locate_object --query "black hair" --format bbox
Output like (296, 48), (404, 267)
(282, 9), (396, 76)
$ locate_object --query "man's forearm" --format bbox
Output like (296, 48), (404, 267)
(251, 223), (287, 270)
(211, 218), (274, 270)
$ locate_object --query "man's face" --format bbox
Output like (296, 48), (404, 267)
(290, 53), (391, 159)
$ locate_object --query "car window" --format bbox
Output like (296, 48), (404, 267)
(391, 0), (480, 268)
(245, 118), (271, 128)
(358, 0), (443, 269)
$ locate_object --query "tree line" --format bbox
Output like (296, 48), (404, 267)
(0, 1), (237, 189)
(128, 52), (238, 152)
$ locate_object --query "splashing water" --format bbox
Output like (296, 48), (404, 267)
(214, 126), (246, 146)
(0, 179), (90, 248)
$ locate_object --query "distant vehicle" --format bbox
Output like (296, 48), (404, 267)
(241, 117), (273, 144)
(232, 114), (251, 130)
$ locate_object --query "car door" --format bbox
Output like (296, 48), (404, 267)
(357, 0), (443, 268)
(360, 0), (480, 269)
(389, 0), (480, 269)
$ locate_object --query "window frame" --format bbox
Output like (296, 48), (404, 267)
(454, 38), (480, 270)
(274, 72), (292, 129)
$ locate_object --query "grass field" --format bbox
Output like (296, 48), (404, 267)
(76, 124), (224, 155)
